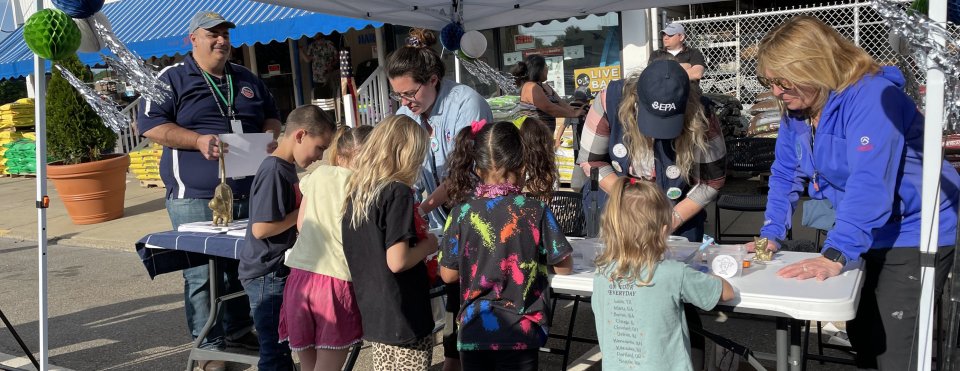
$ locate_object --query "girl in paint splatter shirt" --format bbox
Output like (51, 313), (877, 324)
(439, 119), (573, 370)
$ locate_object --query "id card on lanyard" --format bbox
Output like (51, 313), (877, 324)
(201, 70), (244, 133)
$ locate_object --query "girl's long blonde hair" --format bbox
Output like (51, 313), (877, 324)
(617, 74), (708, 183)
(595, 178), (673, 286)
(756, 15), (881, 118)
(344, 115), (428, 228)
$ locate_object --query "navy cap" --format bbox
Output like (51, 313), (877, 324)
(188, 11), (236, 34)
(636, 60), (690, 139)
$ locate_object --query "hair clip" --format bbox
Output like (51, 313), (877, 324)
(511, 116), (526, 130)
(406, 36), (422, 47)
(470, 119), (487, 136)
(628, 177), (639, 186)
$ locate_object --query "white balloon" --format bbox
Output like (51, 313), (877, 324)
(74, 18), (102, 53)
(75, 12), (111, 53)
(459, 31), (487, 59)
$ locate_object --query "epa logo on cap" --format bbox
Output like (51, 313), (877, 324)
(651, 101), (677, 112)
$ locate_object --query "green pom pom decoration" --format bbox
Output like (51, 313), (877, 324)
(23, 9), (81, 61)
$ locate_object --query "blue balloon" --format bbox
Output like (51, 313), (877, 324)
(440, 22), (465, 51)
(52, 0), (104, 19)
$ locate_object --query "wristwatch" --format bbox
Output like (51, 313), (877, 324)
(822, 247), (847, 266)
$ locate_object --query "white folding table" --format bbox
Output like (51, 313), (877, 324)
(550, 238), (864, 371)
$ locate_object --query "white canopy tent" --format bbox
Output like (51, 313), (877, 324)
(252, 0), (718, 31)
(22, 0), (951, 370)
(251, 2), (953, 371)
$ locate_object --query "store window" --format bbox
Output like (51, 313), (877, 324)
(498, 13), (621, 98)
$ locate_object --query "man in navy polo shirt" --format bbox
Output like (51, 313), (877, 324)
(138, 11), (281, 369)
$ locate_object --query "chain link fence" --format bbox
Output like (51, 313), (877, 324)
(671, 1), (940, 107)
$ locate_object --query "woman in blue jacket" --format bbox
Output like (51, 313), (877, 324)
(752, 16), (959, 370)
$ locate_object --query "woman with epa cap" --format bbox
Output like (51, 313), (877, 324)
(577, 59), (727, 370)
(578, 59), (726, 243)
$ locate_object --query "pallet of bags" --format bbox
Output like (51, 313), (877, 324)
(2, 139), (36, 175)
(0, 98), (35, 129)
(129, 142), (163, 186)
(945, 134), (960, 172)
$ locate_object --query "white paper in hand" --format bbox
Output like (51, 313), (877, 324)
(219, 133), (274, 178)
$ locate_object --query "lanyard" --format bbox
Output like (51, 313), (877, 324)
(201, 71), (234, 119)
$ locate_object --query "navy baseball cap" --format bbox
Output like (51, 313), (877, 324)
(188, 11), (236, 33)
(636, 60), (690, 139)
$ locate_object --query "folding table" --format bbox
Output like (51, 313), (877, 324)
(550, 239), (864, 371)
(135, 231), (363, 371)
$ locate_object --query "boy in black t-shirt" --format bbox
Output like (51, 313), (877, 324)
(240, 105), (336, 371)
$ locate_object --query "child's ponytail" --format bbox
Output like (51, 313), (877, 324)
(445, 125), (481, 203)
(518, 117), (558, 198)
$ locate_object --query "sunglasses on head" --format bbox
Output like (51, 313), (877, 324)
(757, 75), (797, 92)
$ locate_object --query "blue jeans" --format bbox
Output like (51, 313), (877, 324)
(167, 197), (253, 350)
(242, 267), (295, 371)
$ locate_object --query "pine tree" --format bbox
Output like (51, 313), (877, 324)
(46, 54), (117, 164)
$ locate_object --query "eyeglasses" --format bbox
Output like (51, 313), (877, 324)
(389, 83), (423, 102)
(757, 75), (797, 92)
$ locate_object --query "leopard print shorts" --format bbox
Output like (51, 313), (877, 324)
(370, 336), (434, 371)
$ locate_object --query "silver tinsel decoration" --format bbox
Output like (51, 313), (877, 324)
(90, 16), (172, 103)
(53, 64), (129, 133)
(874, 0), (960, 132)
(459, 57), (519, 95)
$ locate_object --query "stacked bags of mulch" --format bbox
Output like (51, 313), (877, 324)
(128, 142), (162, 183)
(747, 92), (780, 138)
(2, 139), (37, 175)
(0, 98), (35, 130)
(945, 134), (960, 173)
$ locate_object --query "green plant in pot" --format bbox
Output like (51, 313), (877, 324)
(47, 54), (117, 164)
(45, 53), (130, 224)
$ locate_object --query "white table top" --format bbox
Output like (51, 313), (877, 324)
(550, 238), (864, 322)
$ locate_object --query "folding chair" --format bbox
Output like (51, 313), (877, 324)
(544, 191), (586, 237)
(714, 137), (791, 244)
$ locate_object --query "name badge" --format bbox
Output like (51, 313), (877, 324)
(230, 119), (243, 134)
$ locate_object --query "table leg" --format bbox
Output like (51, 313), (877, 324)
(789, 319), (802, 371)
(776, 318), (788, 371)
(185, 258), (220, 371)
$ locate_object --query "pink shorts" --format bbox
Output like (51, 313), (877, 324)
(279, 268), (363, 351)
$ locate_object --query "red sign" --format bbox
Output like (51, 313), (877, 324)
(522, 47), (562, 58)
(514, 35), (535, 50)
(267, 64), (281, 75)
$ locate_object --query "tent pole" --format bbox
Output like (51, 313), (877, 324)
(918, 0), (947, 369)
(32, 0), (49, 369)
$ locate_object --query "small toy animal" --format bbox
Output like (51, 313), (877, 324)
(209, 140), (233, 226)
(753, 236), (774, 262)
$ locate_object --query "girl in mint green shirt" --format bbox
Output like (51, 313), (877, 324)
(592, 178), (735, 370)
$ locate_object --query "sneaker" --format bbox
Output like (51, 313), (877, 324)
(225, 331), (260, 350)
(198, 360), (226, 371)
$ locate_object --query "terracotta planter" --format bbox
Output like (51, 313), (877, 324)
(47, 153), (131, 225)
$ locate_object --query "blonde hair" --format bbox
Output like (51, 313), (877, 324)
(329, 125), (373, 168)
(757, 15), (881, 117)
(344, 115), (428, 228)
(617, 76), (709, 183)
(595, 178), (673, 286)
